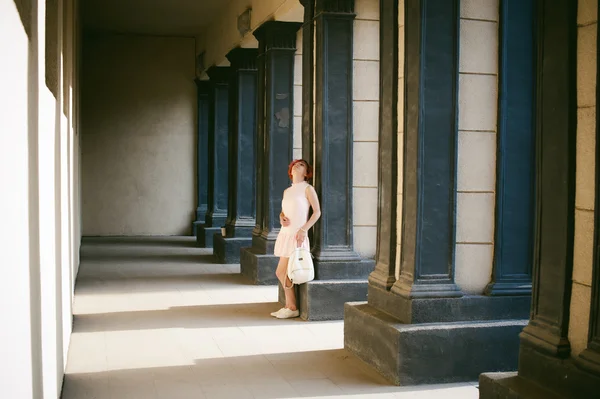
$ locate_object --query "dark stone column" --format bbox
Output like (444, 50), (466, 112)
(390, 0), (462, 301)
(480, 1), (599, 397)
(253, 40), (266, 240)
(311, 0), (373, 279)
(518, 0), (577, 360)
(279, 0), (375, 321)
(299, 0), (317, 260)
(345, 0), (529, 385)
(192, 79), (210, 236)
(196, 66), (230, 248)
(214, 48), (258, 264)
(240, 21), (301, 284)
(368, 0), (398, 291)
(484, 0), (535, 297)
(300, 0), (315, 163)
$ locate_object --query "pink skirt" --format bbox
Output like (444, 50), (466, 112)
(273, 229), (310, 258)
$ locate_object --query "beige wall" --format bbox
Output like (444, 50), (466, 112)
(569, 0), (597, 357)
(353, 0), (380, 258)
(454, 0), (499, 294)
(1, 0), (81, 397)
(81, 35), (197, 236)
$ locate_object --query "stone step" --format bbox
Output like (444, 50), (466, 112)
(240, 247), (279, 285)
(213, 234), (251, 264)
(278, 279), (368, 321)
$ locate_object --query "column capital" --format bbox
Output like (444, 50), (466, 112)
(194, 78), (211, 92)
(253, 21), (302, 52)
(226, 48), (258, 71)
(315, 0), (355, 16)
(301, 0), (316, 28)
(206, 66), (231, 84)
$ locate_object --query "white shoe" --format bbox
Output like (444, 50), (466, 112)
(276, 308), (300, 319)
(270, 308), (286, 317)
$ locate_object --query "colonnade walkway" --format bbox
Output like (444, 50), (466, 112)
(62, 237), (480, 398)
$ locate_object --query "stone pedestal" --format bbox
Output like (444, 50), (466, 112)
(346, 302), (527, 385)
(214, 48), (258, 263)
(239, 21), (302, 284)
(197, 66), (230, 248)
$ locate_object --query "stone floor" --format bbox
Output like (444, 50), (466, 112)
(62, 236), (480, 399)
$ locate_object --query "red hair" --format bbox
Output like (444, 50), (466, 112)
(288, 159), (313, 181)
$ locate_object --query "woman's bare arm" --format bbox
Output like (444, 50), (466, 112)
(301, 185), (321, 231)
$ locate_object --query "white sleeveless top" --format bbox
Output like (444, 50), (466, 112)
(273, 181), (310, 257)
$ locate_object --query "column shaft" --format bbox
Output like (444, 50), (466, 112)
(485, 0), (535, 296)
(240, 21), (302, 284)
(391, 0), (462, 298)
(255, 21), (302, 253)
(205, 66), (230, 228)
(311, 0), (375, 281)
(253, 42), (266, 241)
(300, 0), (315, 163)
(192, 80), (210, 235)
(225, 48), (258, 237)
(519, 0), (577, 359)
(368, 0), (399, 290)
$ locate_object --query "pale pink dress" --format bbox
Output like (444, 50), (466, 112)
(274, 181), (310, 257)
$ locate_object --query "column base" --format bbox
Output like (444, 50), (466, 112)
(240, 247), (279, 285)
(278, 279), (368, 321)
(213, 233), (252, 264)
(368, 284), (531, 324)
(505, 341), (600, 398)
(344, 302), (527, 385)
(478, 372), (562, 399)
(196, 226), (222, 248)
(192, 221), (204, 236)
(314, 258), (375, 280)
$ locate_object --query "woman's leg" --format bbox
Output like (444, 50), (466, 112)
(275, 257), (297, 311)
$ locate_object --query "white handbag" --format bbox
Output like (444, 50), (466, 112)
(285, 246), (315, 288)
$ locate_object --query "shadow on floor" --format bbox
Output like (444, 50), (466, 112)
(72, 301), (305, 333)
(79, 252), (217, 264)
(61, 350), (478, 399)
(82, 235), (200, 248)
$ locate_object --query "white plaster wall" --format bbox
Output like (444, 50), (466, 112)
(0, 3), (42, 398)
(353, 0), (380, 258)
(0, 0), (81, 398)
(294, 29), (303, 160)
(569, 0), (597, 357)
(454, 0), (499, 294)
(81, 35), (197, 236)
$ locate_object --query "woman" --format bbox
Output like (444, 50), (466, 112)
(270, 159), (321, 319)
